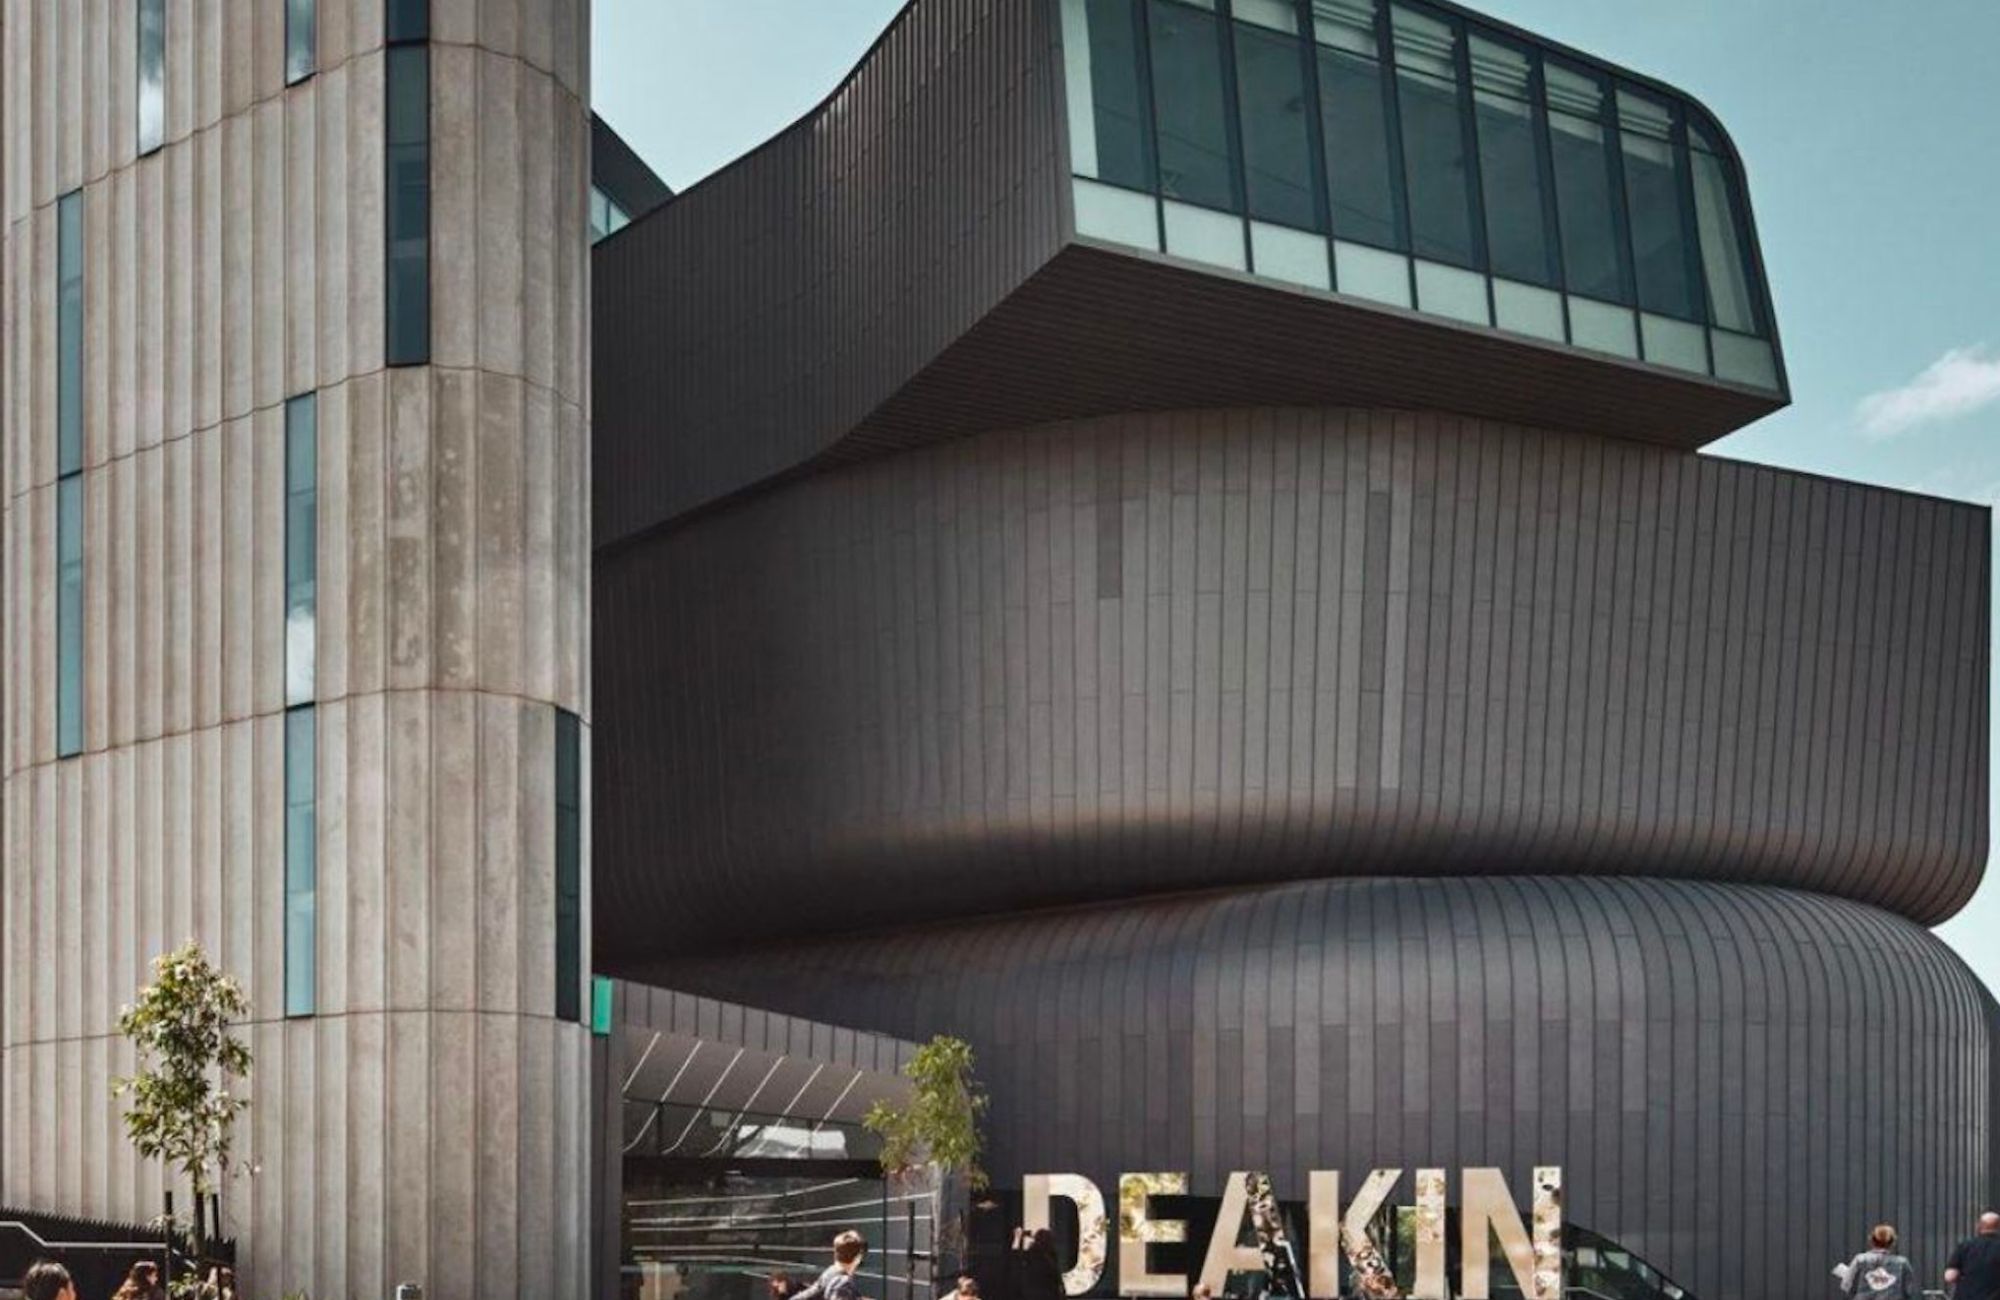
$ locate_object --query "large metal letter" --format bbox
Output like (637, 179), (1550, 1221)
(1118, 1173), (1188, 1297)
(1197, 1173), (1264, 1295)
(1307, 1172), (1341, 1300)
(1461, 1168), (1561, 1300)
(1409, 1169), (1446, 1300)
(1025, 1174), (1110, 1296)
(1341, 1169), (1402, 1299)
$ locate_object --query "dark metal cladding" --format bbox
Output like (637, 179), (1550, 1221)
(593, 407), (1991, 962)
(592, 0), (1070, 545)
(635, 876), (1999, 1300)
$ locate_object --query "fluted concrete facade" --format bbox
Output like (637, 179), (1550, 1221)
(0, 3), (594, 1296)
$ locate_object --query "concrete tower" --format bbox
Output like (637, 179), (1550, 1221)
(0, 2), (594, 1295)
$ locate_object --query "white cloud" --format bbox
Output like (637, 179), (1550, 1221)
(1856, 344), (2000, 438)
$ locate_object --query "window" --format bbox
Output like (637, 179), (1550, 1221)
(1314, 0), (1402, 249)
(137, 0), (165, 154)
(1544, 61), (1628, 304)
(284, 706), (317, 1017)
(57, 189), (84, 760)
(555, 709), (583, 1023)
(1688, 118), (1761, 335)
(1469, 35), (1555, 286)
(1618, 88), (1700, 321)
(286, 0), (317, 84)
(58, 192), (83, 478)
(1390, 6), (1478, 267)
(386, 0), (429, 42)
(1148, 1), (1236, 211)
(1234, 20), (1319, 230)
(589, 186), (632, 243)
(386, 42), (430, 366)
(1062, 0), (1155, 192)
(285, 394), (317, 706)
(57, 478), (84, 759)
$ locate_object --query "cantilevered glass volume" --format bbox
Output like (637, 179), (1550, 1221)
(1060, 0), (1780, 390)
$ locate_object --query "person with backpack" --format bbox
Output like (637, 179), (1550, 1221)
(1840, 1224), (1922, 1298)
(793, 1231), (870, 1300)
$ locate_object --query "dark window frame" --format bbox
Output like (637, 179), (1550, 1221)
(555, 708), (583, 1023)
(384, 38), (431, 367)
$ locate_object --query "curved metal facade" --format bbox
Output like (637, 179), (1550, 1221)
(594, 407), (1989, 963)
(636, 876), (1997, 1300)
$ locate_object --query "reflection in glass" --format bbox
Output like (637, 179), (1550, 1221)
(1690, 130), (1760, 334)
(1315, 0), (1403, 249)
(1150, 1), (1236, 210)
(287, 0), (317, 84)
(1391, 6), (1477, 266)
(285, 394), (317, 706)
(1545, 62), (1626, 304)
(1064, 0), (1154, 191)
(387, 0), (429, 42)
(1235, 23), (1318, 230)
(57, 476), (84, 758)
(284, 706), (317, 1016)
(1619, 89), (1701, 320)
(58, 191), (83, 477)
(1470, 36), (1555, 286)
(386, 44), (431, 365)
(137, 0), (165, 154)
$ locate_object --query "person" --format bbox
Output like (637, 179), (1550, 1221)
(113, 1261), (163, 1300)
(20, 1260), (77, 1300)
(1946, 1211), (2000, 1300)
(1839, 1224), (1921, 1297)
(769, 1272), (798, 1300)
(1191, 1287), (1214, 1300)
(792, 1230), (869, 1300)
(949, 1276), (979, 1300)
(1015, 1228), (1063, 1300)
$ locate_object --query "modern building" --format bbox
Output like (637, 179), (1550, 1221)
(590, 2), (1998, 1300)
(0, 1), (1991, 1299)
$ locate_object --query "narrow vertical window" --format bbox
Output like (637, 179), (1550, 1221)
(555, 709), (583, 1023)
(1061, 0), (1154, 192)
(1234, 18), (1318, 230)
(1688, 116), (1761, 336)
(1469, 35), (1555, 285)
(284, 706), (317, 1017)
(285, 394), (317, 706)
(56, 189), (85, 759)
(1543, 61), (1628, 304)
(386, 39), (431, 365)
(137, 0), (166, 155)
(286, 0), (317, 84)
(1147, 0), (1237, 211)
(387, 0), (430, 43)
(1389, 5), (1478, 267)
(57, 478), (84, 759)
(1314, 0), (1403, 250)
(1617, 88), (1700, 321)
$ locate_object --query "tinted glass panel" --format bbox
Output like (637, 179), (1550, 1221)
(1469, 36), (1554, 286)
(137, 0), (165, 154)
(1315, 3), (1401, 249)
(386, 0), (429, 42)
(57, 476), (83, 758)
(1149, 1), (1236, 211)
(285, 706), (317, 1017)
(386, 44), (431, 366)
(1064, 0), (1155, 191)
(1234, 24), (1318, 229)
(1391, 6), (1476, 266)
(555, 709), (583, 1023)
(286, 394), (317, 706)
(1619, 89), (1700, 320)
(287, 0), (317, 84)
(1545, 62), (1627, 303)
(1690, 143), (1760, 335)
(58, 191), (83, 477)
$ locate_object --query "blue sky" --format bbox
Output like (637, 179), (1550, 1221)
(592, 0), (2000, 995)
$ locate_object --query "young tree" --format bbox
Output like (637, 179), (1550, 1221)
(864, 1033), (990, 1280)
(113, 940), (254, 1287)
